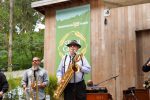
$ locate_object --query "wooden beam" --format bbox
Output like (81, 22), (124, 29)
(104, 1), (123, 7)
(31, 0), (70, 8)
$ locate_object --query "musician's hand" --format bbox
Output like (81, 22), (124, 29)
(61, 79), (65, 83)
(23, 85), (28, 92)
(57, 77), (62, 84)
(38, 83), (46, 88)
(147, 61), (150, 66)
(72, 66), (78, 71)
(72, 64), (81, 72)
(31, 83), (36, 90)
(0, 91), (3, 97)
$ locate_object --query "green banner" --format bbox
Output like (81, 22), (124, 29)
(56, 5), (91, 79)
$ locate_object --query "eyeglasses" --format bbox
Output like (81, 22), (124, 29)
(32, 60), (39, 62)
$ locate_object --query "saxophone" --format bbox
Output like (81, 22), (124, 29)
(54, 53), (83, 99)
(30, 71), (39, 100)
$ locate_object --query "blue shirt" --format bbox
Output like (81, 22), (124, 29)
(21, 67), (49, 100)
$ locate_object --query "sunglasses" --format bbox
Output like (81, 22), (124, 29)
(69, 45), (78, 47)
(32, 60), (40, 62)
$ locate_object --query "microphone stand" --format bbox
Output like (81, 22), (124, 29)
(114, 75), (118, 100)
(94, 75), (119, 86)
(94, 75), (119, 100)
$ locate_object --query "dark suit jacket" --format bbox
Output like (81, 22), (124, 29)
(142, 58), (150, 72)
(0, 72), (9, 100)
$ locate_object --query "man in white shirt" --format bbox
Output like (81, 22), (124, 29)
(57, 40), (91, 100)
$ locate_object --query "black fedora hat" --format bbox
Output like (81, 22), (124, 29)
(66, 40), (81, 48)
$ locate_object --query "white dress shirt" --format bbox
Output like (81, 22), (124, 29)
(57, 54), (91, 83)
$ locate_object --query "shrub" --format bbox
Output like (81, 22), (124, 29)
(7, 75), (59, 100)
(8, 77), (21, 90)
(3, 77), (23, 100)
(45, 75), (58, 100)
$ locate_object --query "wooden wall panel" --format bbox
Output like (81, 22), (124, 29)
(135, 3), (150, 30)
(44, 7), (56, 74)
(136, 30), (150, 88)
(106, 3), (150, 100)
(90, 1), (116, 98)
(90, 0), (104, 83)
(43, 1), (150, 100)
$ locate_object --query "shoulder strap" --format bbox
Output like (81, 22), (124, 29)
(81, 57), (84, 79)
(25, 71), (28, 86)
(81, 57), (83, 66)
(63, 55), (68, 74)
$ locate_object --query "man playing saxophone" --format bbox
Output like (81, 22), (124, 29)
(22, 57), (49, 100)
(56, 40), (91, 100)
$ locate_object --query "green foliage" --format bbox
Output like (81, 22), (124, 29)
(0, 0), (9, 33)
(8, 77), (21, 90)
(4, 77), (24, 100)
(0, 33), (8, 70)
(12, 31), (44, 70)
(13, 0), (42, 33)
(0, 0), (44, 70)
(7, 75), (58, 100)
(45, 75), (58, 100)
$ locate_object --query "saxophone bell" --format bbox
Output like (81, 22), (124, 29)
(73, 53), (82, 72)
(74, 53), (83, 62)
(72, 64), (81, 72)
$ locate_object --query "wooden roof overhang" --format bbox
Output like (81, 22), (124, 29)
(31, 0), (87, 15)
(31, 0), (150, 14)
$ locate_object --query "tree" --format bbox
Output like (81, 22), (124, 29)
(0, 0), (44, 70)
(8, 0), (14, 71)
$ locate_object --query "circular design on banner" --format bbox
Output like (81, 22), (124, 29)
(57, 31), (87, 58)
